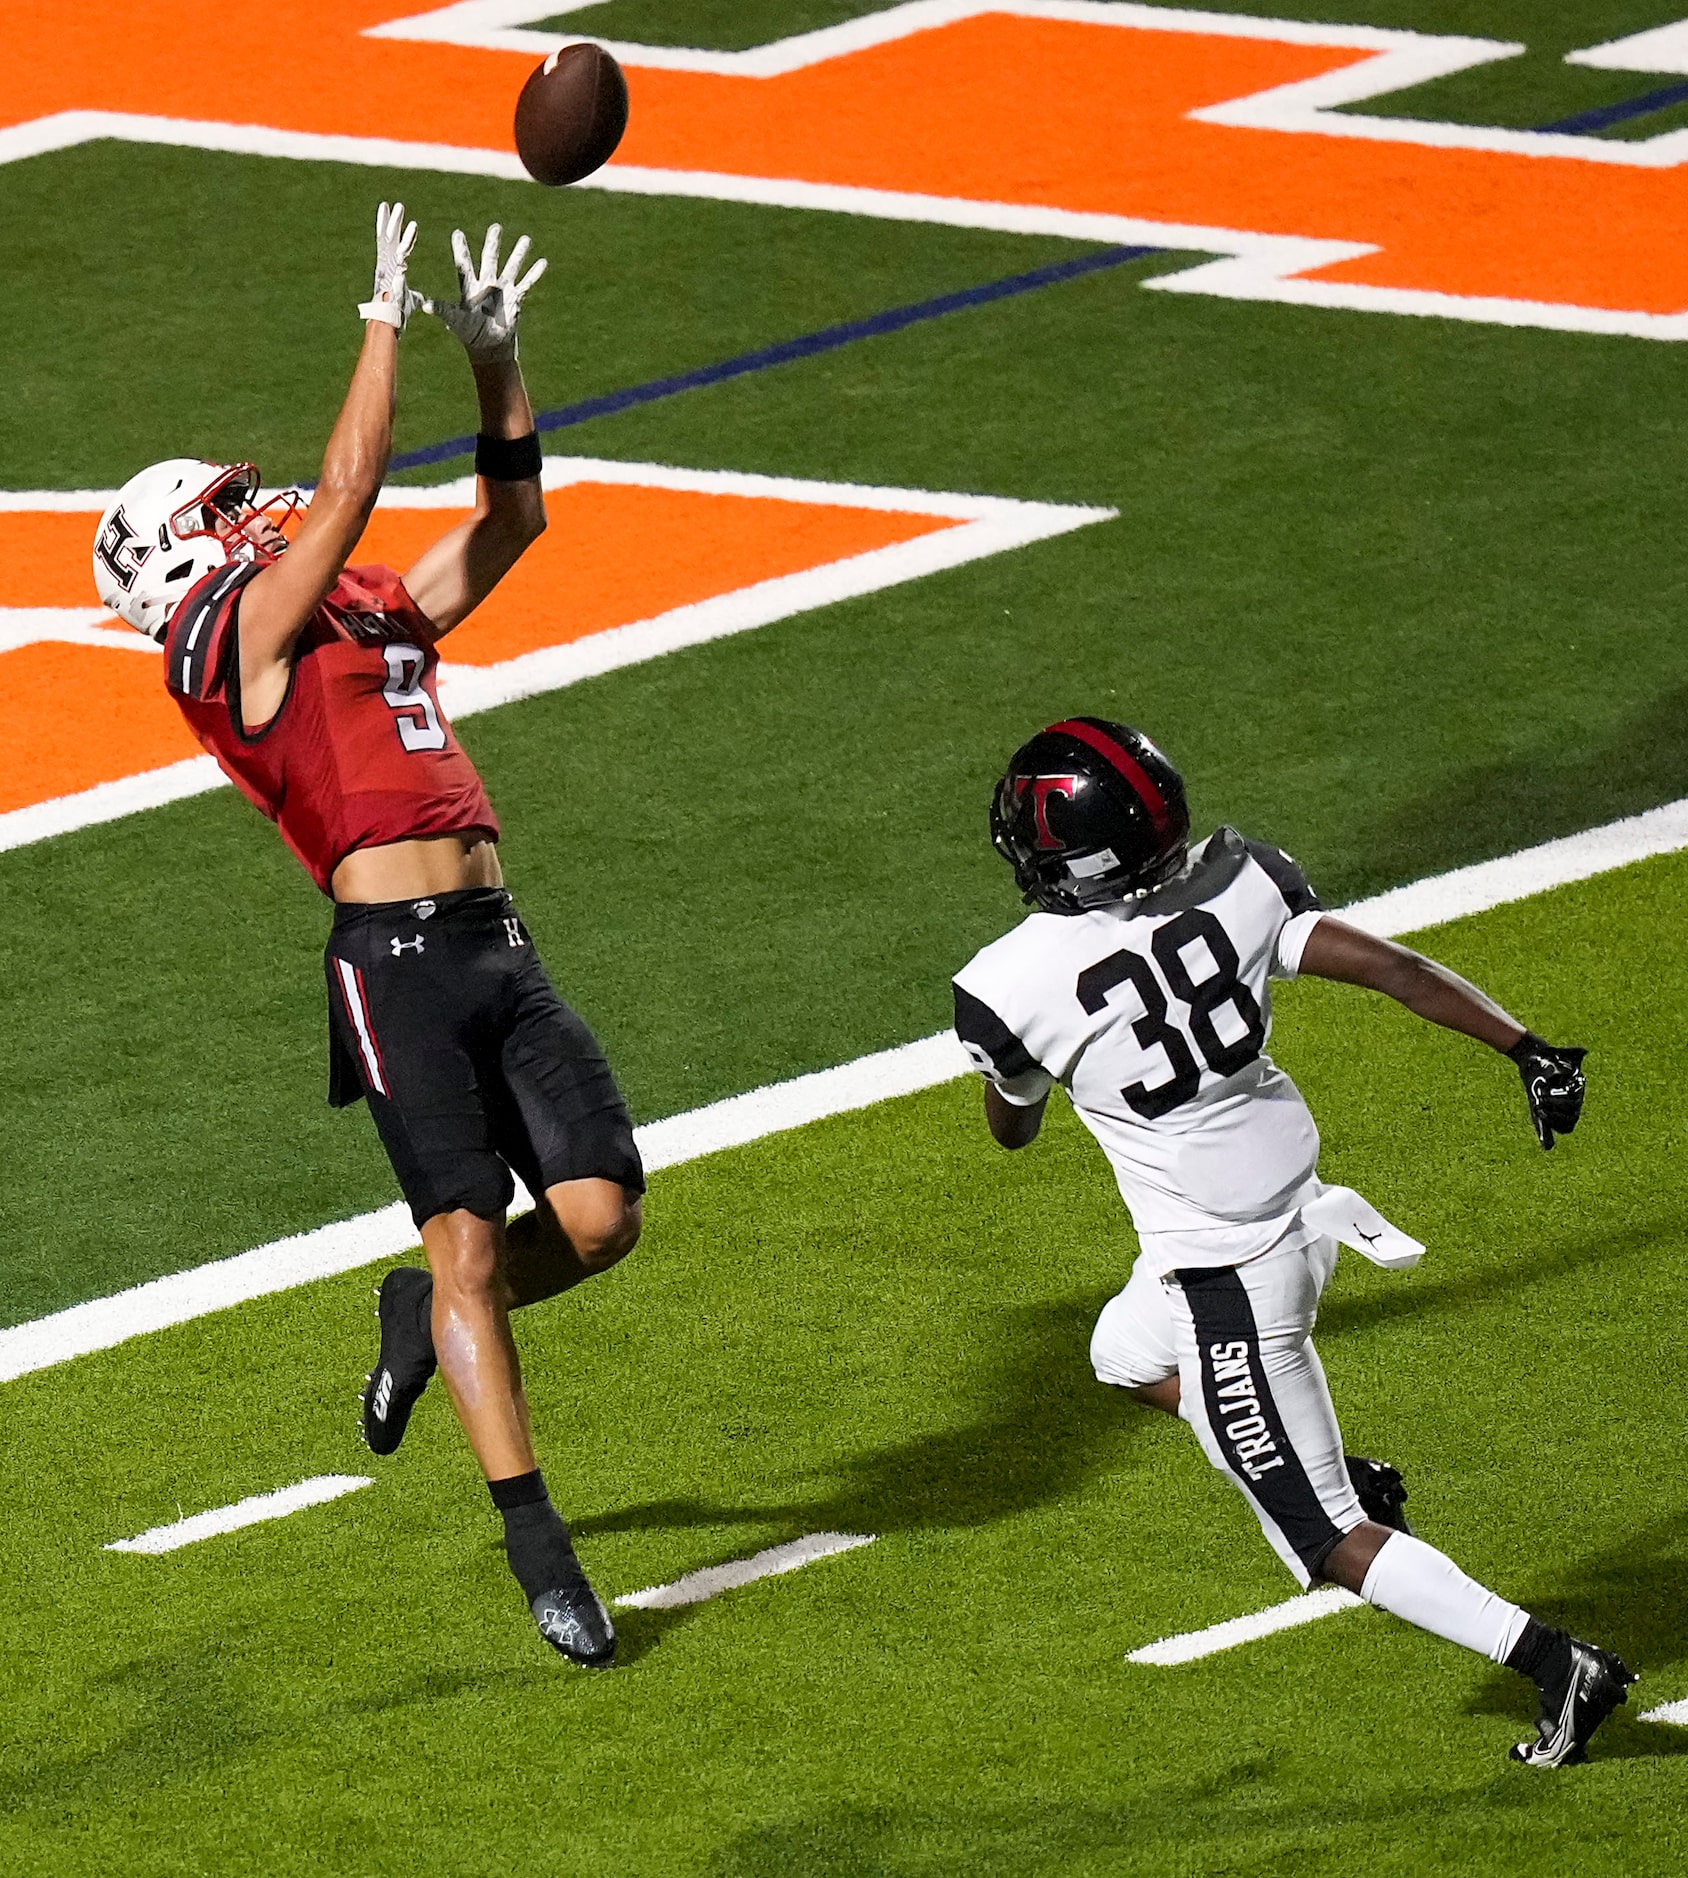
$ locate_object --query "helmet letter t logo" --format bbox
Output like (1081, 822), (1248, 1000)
(1014, 774), (1080, 849)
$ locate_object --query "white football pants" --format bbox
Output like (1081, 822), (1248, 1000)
(1091, 1237), (1367, 1586)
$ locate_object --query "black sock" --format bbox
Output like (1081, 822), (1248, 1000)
(1505, 1616), (1572, 1687)
(487, 1470), (582, 1602)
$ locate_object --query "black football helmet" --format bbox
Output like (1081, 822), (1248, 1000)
(990, 717), (1190, 913)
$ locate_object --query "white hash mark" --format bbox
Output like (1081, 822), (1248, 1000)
(105, 1474), (373, 1554)
(1127, 1585), (1363, 1665)
(615, 1531), (876, 1610)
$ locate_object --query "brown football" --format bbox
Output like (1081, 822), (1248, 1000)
(514, 43), (629, 187)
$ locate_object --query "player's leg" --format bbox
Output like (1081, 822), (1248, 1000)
(1091, 1256), (1183, 1405)
(452, 902), (644, 1665)
(370, 1178), (638, 1460)
(1091, 1259), (1182, 1415)
(330, 894), (618, 1662)
(1170, 1240), (1634, 1764)
(344, 892), (643, 1434)
(327, 907), (496, 1458)
(487, 926), (646, 1302)
(364, 1191), (614, 1669)
(500, 1176), (642, 1304)
(416, 1195), (642, 1463)
(1091, 1264), (1400, 1524)
(1324, 1519), (1635, 1765)
(415, 1200), (615, 1667)
(419, 1205), (533, 1475)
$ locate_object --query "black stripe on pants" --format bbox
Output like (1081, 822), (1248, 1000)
(1176, 1265), (1344, 1578)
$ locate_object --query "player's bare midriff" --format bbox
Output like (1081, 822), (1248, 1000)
(331, 831), (503, 903)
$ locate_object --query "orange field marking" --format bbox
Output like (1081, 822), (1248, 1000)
(5, 4), (1688, 322)
(1, 513), (121, 609)
(0, 480), (953, 817)
(621, 17), (1688, 315)
(355, 486), (947, 666)
(0, 645), (199, 815)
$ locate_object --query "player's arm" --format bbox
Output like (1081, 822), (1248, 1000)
(1296, 916), (1587, 1149)
(954, 981), (1054, 1151)
(402, 227), (549, 637)
(238, 204), (416, 720)
(985, 1082), (1048, 1150)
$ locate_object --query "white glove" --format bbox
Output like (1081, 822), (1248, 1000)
(422, 224), (547, 364)
(358, 201), (419, 330)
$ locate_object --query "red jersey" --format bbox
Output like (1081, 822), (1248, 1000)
(164, 561), (499, 894)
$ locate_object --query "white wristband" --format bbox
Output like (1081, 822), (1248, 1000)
(358, 297), (404, 328)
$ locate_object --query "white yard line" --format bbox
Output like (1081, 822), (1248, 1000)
(1335, 797), (1688, 937)
(104, 1474), (373, 1555)
(614, 1532), (876, 1609)
(2, 793), (1685, 1387)
(1640, 1698), (1688, 1726)
(1127, 1585), (1362, 1664)
(0, 608), (158, 655)
(0, 1033), (970, 1387)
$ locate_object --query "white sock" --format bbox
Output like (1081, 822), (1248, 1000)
(1359, 1531), (1530, 1666)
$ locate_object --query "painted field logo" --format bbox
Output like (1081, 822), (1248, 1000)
(0, 459), (1111, 853)
(8, 4), (1688, 337)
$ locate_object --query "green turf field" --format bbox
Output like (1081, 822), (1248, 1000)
(4, 0), (1688, 1867)
(3, 858), (1685, 1873)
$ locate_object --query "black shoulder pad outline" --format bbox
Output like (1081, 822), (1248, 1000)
(953, 981), (1040, 1081)
(1131, 824), (1248, 917)
(1244, 837), (1322, 915)
(165, 561), (262, 701)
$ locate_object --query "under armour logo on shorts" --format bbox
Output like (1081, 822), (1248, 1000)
(503, 917), (524, 948)
(391, 934), (425, 956)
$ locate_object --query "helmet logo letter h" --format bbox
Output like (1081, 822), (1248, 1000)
(94, 508), (152, 593)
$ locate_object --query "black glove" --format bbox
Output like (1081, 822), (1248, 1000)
(1505, 1032), (1587, 1151)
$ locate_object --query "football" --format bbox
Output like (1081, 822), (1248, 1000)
(514, 43), (629, 187)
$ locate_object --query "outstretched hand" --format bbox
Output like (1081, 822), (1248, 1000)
(422, 225), (548, 364)
(358, 201), (420, 331)
(1506, 1033), (1587, 1150)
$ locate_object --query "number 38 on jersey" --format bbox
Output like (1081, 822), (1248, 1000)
(953, 827), (1323, 1127)
(1077, 906), (1267, 1118)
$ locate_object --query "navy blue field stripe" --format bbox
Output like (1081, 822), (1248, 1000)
(1537, 81), (1688, 137)
(1177, 1265), (1345, 1577)
(388, 244), (1160, 476)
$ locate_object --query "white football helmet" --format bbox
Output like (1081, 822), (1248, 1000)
(92, 458), (265, 641)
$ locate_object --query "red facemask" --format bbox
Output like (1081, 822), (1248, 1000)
(169, 462), (306, 566)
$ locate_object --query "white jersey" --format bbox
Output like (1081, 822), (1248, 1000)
(953, 826), (1329, 1270)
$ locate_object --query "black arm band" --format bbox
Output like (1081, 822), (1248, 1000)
(475, 430), (543, 481)
(1505, 1031), (1547, 1062)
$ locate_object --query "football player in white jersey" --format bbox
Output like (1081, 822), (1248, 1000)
(953, 717), (1633, 1768)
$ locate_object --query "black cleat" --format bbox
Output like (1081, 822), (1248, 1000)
(529, 1544), (617, 1669)
(360, 1266), (436, 1456)
(1346, 1456), (1412, 1534)
(1511, 1637), (1636, 1768)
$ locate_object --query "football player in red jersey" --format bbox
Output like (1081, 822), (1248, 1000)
(92, 205), (639, 1667)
